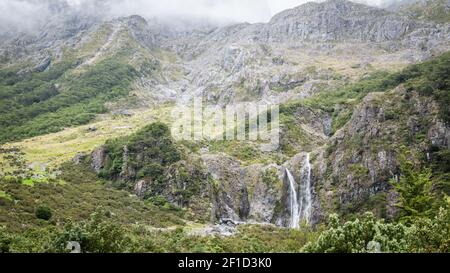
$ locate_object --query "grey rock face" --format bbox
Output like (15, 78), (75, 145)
(202, 154), (249, 221)
(91, 147), (107, 174)
(34, 57), (51, 72)
(315, 87), (449, 221)
(265, 0), (415, 43)
(158, 0), (449, 105)
(201, 152), (324, 227)
(72, 153), (87, 165)
(134, 180), (148, 198)
(428, 121), (450, 148)
(125, 15), (157, 48)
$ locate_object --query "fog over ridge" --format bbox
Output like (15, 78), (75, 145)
(0, 0), (418, 33)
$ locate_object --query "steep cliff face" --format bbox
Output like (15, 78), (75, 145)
(314, 87), (449, 220)
(201, 154), (280, 222)
(265, 0), (415, 42)
(163, 0), (450, 104)
(195, 52), (450, 227)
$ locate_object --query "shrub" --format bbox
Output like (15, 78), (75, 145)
(0, 227), (13, 253)
(408, 204), (450, 253)
(0, 58), (138, 143)
(303, 212), (411, 253)
(35, 205), (52, 221)
(49, 209), (130, 253)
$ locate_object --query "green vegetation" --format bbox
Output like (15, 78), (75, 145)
(279, 51), (450, 137)
(127, 224), (315, 253)
(304, 207), (450, 253)
(1, 34), (449, 253)
(262, 168), (281, 188)
(99, 122), (210, 214)
(304, 212), (410, 253)
(429, 145), (450, 194)
(0, 58), (137, 143)
(0, 162), (185, 233)
(280, 70), (398, 136)
(403, 51), (450, 125)
(35, 205), (52, 221)
(390, 149), (436, 223)
(2, 203), (448, 253)
(0, 190), (12, 203)
(0, 209), (316, 253)
(50, 209), (130, 253)
(100, 122), (181, 185)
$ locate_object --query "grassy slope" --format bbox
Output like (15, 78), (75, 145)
(2, 106), (173, 170)
(0, 163), (185, 232)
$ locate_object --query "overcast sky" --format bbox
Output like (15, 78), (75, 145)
(0, 0), (410, 31)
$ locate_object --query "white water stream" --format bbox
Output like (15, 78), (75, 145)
(286, 168), (300, 229)
(286, 153), (312, 228)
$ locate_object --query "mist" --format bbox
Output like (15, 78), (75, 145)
(0, 0), (417, 33)
(0, 0), (50, 32)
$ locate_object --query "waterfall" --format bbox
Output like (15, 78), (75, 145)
(286, 169), (300, 229)
(299, 153), (312, 224)
(286, 153), (313, 229)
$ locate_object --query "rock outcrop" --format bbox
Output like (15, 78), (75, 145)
(315, 86), (449, 220)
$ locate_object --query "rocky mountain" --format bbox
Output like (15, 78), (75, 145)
(0, 0), (449, 244)
(3, 0), (449, 106)
(392, 0), (450, 23)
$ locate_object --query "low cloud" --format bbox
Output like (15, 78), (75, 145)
(0, 0), (50, 32)
(0, 0), (416, 33)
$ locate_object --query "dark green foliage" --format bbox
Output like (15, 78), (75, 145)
(402, 51), (450, 124)
(100, 122), (209, 209)
(0, 163), (185, 232)
(35, 205), (52, 221)
(303, 212), (410, 253)
(262, 168), (281, 188)
(1, 218), (315, 253)
(101, 122), (181, 184)
(429, 146), (450, 195)
(0, 147), (31, 178)
(390, 149), (435, 223)
(304, 207), (450, 253)
(0, 227), (14, 253)
(0, 58), (137, 143)
(407, 205), (450, 253)
(49, 209), (130, 253)
(129, 224), (315, 253)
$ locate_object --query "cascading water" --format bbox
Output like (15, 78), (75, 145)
(286, 169), (300, 229)
(286, 153), (313, 229)
(299, 153), (312, 224)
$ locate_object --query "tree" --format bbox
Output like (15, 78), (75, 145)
(390, 148), (435, 223)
